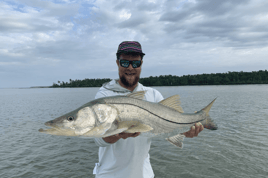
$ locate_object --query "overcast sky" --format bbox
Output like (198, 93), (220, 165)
(1, 0), (268, 88)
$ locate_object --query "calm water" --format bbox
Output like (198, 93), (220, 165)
(1, 85), (268, 178)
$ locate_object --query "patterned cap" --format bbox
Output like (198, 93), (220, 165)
(116, 41), (145, 56)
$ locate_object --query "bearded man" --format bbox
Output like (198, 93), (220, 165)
(93, 41), (203, 178)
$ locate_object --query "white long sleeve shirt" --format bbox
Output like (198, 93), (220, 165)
(93, 79), (164, 178)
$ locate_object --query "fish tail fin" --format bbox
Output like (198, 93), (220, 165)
(198, 98), (218, 130)
(200, 115), (218, 130)
(202, 98), (217, 116)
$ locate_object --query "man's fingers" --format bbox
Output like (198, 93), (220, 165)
(133, 132), (141, 137)
(119, 133), (127, 139)
(195, 123), (200, 135)
(128, 132), (140, 137)
(118, 132), (141, 139)
(191, 125), (195, 130)
(184, 122), (204, 138)
(190, 126), (196, 135)
(200, 125), (204, 132)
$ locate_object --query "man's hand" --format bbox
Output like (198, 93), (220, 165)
(118, 132), (141, 139)
(183, 122), (204, 138)
(103, 132), (141, 144)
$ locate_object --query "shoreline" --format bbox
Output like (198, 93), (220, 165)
(1, 83), (268, 89)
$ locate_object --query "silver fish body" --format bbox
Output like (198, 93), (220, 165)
(39, 91), (217, 148)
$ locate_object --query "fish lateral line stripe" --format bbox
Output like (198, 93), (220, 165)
(108, 102), (205, 125)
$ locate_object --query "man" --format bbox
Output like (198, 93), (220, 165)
(93, 41), (203, 178)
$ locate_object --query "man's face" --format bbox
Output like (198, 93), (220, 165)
(116, 53), (143, 89)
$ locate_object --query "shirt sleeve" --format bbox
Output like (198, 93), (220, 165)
(154, 89), (164, 103)
(95, 90), (107, 99)
(93, 90), (114, 147)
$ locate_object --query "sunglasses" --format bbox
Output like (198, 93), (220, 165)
(119, 59), (142, 68)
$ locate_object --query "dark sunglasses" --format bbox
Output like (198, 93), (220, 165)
(119, 59), (142, 68)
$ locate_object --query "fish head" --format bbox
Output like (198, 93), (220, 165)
(39, 103), (119, 137)
(81, 104), (119, 137)
(40, 106), (97, 136)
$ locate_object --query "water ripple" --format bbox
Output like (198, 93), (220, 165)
(1, 86), (268, 177)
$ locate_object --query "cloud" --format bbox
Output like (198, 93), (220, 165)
(1, 0), (268, 88)
(158, 0), (268, 48)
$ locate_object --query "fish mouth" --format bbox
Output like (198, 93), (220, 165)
(39, 126), (76, 136)
(39, 124), (62, 133)
(42, 120), (63, 130)
(39, 121), (76, 136)
(38, 121), (59, 132)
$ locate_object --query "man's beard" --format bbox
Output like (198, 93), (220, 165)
(120, 75), (139, 87)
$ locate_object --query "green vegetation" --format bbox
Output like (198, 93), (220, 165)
(52, 78), (111, 87)
(51, 70), (268, 87)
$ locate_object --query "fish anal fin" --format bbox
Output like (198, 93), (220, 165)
(165, 133), (185, 148)
(126, 91), (146, 100)
(202, 98), (217, 116)
(159, 95), (184, 113)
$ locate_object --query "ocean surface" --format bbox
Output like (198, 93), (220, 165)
(1, 85), (268, 178)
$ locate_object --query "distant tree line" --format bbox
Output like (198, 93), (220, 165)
(51, 70), (268, 87)
(51, 78), (111, 87)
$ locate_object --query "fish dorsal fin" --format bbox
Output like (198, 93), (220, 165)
(126, 91), (146, 100)
(159, 95), (184, 113)
(202, 98), (217, 116)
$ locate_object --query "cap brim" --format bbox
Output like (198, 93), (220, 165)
(116, 52), (145, 56)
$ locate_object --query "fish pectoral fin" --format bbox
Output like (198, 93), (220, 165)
(100, 128), (129, 137)
(102, 121), (152, 137)
(165, 133), (185, 148)
(159, 95), (184, 113)
(117, 120), (140, 129)
(117, 121), (153, 133)
(82, 124), (129, 138)
(124, 123), (153, 133)
(82, 125), (108, 137)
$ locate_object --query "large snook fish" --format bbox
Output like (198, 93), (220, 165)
(39, 91), (218, 148)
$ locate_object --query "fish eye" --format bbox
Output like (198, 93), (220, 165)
(67, 116), (75, 121)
